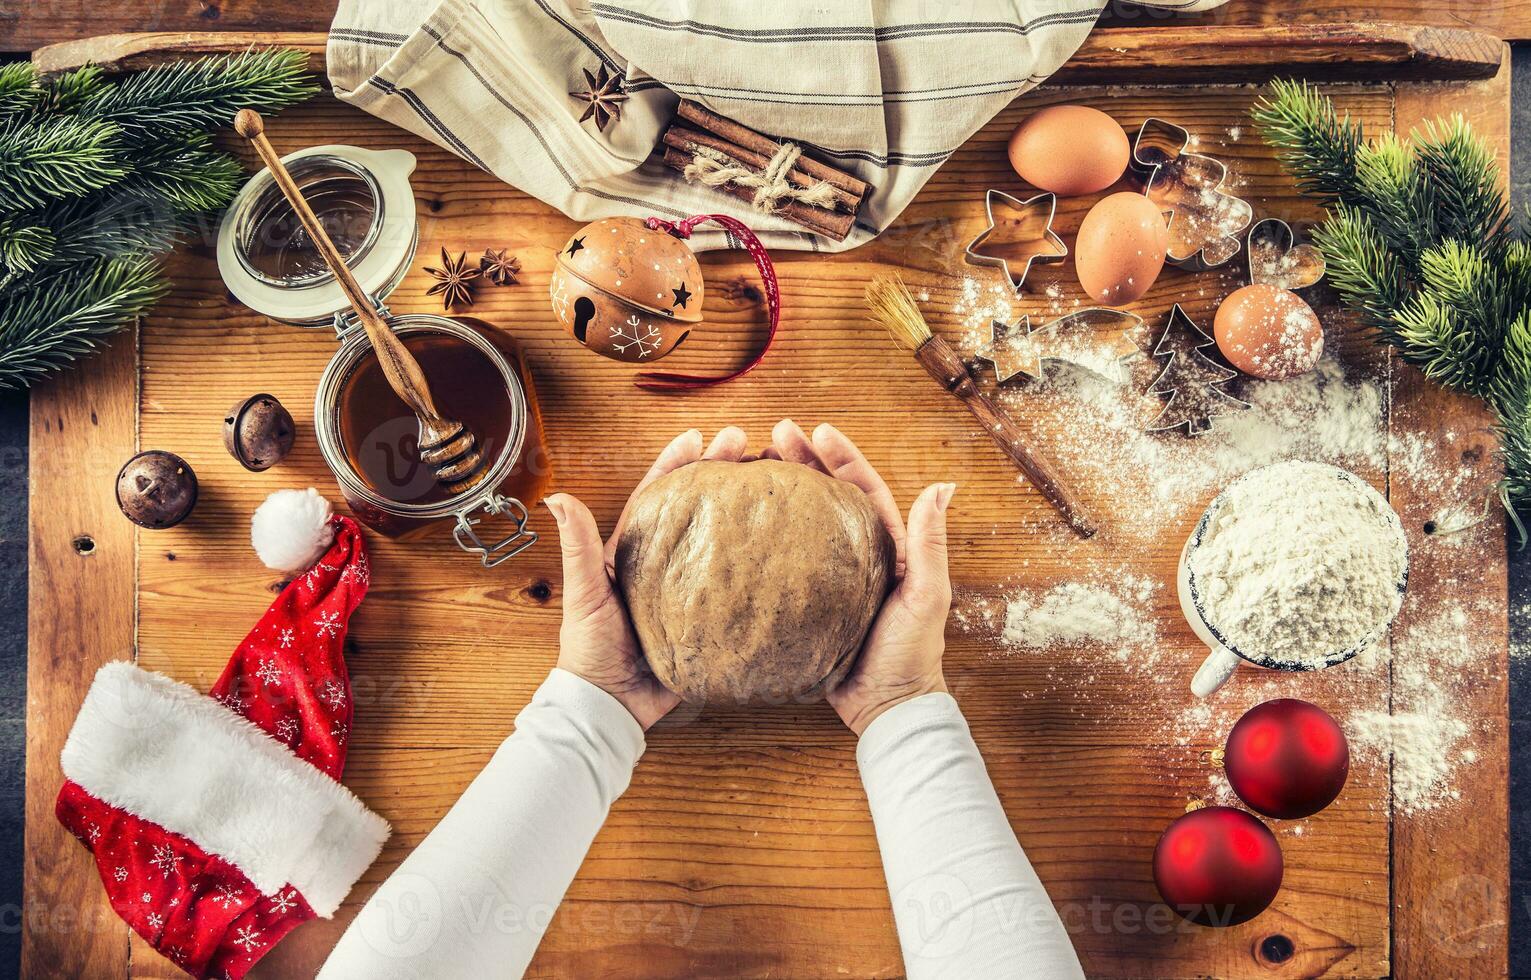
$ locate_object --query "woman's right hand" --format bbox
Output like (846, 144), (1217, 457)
(546, 426), (752, 730)
(761, 421), (956, 736)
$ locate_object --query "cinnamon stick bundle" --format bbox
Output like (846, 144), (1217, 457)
(658, 100), (868, 242)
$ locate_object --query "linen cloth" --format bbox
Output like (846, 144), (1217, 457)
(327, 0), (1228, 252)
(319, 673), (1082, 977)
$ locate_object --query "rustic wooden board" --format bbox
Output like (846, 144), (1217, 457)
(28, 23), (1505, 83)
(22, 334), (136, 979)
(23, 44), (1511, 980)
(6, 2), (1531, 52)
(1097, 0), (1531, 39)
(1387, 60), (1512, 978)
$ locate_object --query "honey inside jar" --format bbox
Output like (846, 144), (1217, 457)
(335, 329), (548, 508)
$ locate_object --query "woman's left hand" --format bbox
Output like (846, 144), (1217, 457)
(545, 426), (750, 729)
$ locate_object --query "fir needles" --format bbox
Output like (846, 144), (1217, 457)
(1252, 79), (1531, 533)
(0, 50), (317, 389)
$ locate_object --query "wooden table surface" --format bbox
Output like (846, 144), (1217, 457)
(4, 0), (1531, 50)
(22, 29), (1513, 980)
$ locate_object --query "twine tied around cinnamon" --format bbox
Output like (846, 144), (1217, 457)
(682, 143), (841, 215)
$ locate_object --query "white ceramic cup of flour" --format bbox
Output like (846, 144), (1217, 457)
(1179, 461), (1409, 698)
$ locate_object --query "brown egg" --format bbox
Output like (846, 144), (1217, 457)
(1214, 283), (1324, 379)
(1007, 105), (1129, 196)
(1074, 192), (1169, 305)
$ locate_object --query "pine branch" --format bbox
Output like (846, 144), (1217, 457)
(36, 64), (108, 114)
(1415, 115), (1509, 254)
(0, 114), (128, 210)
(0, 63), (41, 116)
(1250, 78), (1366, 207)
(1311, 205), (1407, 325)
(1, 192), (186, 277)
(0, 218), (56, 273)
(1352, 134), (1431, 274)
(0, 255), (166, 389)
(0, 47), (317, 389)
(1503, 237), (1531, 314)
(1491, 307), (1531, 410)
(81, 48), (318, 144)
(125, 132), (245, 214)
(1388, 243), (1509, 398)
(131, 143), (243, 214)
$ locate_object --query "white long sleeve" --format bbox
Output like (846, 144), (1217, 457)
(319, 668), (644, 979)
(858, 693), (1084, 980)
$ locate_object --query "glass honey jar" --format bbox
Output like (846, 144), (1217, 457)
(216, 145), (552, 565)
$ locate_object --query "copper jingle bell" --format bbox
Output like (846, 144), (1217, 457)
(550, 216), (703, 363)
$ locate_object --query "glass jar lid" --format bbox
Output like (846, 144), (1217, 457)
(216, 145), (418, 327)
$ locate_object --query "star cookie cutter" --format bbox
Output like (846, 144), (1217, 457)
(964, 189), (1068, 294)
(1145, 304), (1250, 436)
(1131, 118), (1253, 272)
(976, 308), (1144, 384)
(1246, 217), (1326, 290)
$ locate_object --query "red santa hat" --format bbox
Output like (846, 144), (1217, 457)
(56, 489), (388, 979)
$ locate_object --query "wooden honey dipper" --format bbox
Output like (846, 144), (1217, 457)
(234, 108), (486, 493)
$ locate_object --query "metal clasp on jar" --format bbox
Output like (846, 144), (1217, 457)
(453, 493), (538, 567)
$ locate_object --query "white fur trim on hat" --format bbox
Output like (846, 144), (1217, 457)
(252, 488), (335, 572)
(60, 662), (389, 917)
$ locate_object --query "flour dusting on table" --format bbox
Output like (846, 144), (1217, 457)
(941, 264), (1501, 816)
(1000, 575), (1157, 659)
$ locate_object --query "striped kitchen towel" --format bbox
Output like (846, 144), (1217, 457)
(327, 0), (1228, 252)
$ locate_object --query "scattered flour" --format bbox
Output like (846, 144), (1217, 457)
(1347, 606), (1486, 814)
(936, 252), (1500, 816)
(966, 291), (1391, 541)
(1000, 575), (1157, 660)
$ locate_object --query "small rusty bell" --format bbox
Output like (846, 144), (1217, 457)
(116, 451), (199, 529)
(549, 216), (702, 363)
(223, 394), (296, 471)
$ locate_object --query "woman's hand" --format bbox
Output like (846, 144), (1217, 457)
(764, 421), (956, 736)
(545, 426), (751, 730)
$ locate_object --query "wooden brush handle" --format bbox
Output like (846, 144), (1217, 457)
(914, 335), (1097, 539)
(234, 109), (444, 423)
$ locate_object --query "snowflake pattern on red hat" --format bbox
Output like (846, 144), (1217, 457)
(57, 515), (373, 979)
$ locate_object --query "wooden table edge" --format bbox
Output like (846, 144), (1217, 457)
(27, 22), (1505, 82)
(1384, 45), (1513, 979)
(22, 326), (138, 977)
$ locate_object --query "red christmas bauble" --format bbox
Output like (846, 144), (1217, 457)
(1154, 806), (1283, 927)
(1225, 698), (1349, 819)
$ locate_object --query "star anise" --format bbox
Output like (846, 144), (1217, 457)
(570, 65), (628, 133)
(479, 248), (521, 287)
(424, 248), (480, 310)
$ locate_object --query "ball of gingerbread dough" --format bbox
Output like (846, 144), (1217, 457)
(615, 459), (895, 704)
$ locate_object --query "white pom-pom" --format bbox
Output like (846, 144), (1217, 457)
(252, 488), (335, 572)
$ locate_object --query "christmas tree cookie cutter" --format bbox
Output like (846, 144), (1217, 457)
(976, 308), (1143, 384)
(964, 188), (1068, 294)
(1145, 304), (1250, 435)
(1131, 118), (1254, 272)
(1246, 217), (1326, 290)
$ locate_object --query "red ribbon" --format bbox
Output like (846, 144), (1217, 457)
(637, 214), (780, 391)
